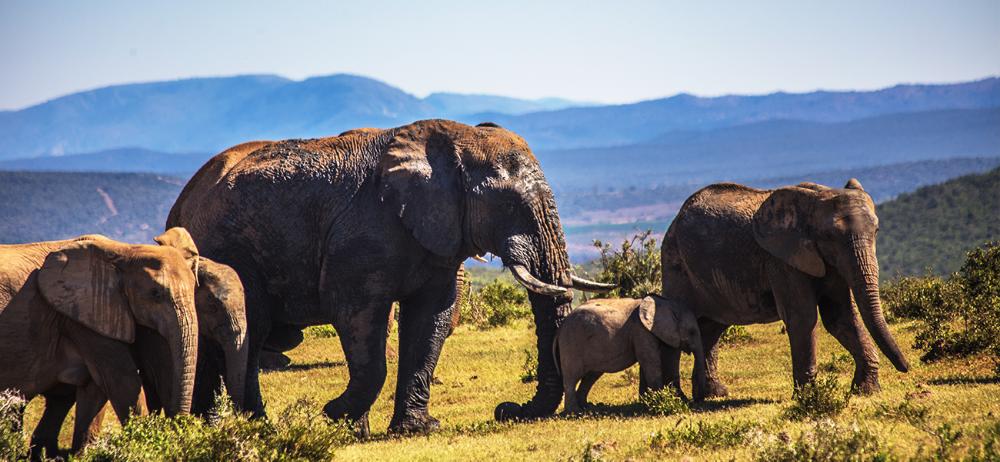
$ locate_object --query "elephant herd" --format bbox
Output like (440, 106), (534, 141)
(0, 119), (909, 456)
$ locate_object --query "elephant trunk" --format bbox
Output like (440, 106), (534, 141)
(848, 236), (909, 372)
(164, 299), (199, 416)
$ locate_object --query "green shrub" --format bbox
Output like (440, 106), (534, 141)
(304, 325), (338, 339)
(80, 397), (354, 462)
(720, 325), (753, 345)
(461, 280), (531, 329)
(591, 230), (662, 298)
(0, 390), (27, 461)
(873, 397), (931, 429)
(649, 419), (760, 450)
(754, 420), (893, 462)
(639, 388), (689, 416)
(520, 349), (538, 383)
(881, 275), (959, 322)
(965, 421), (1000, 462)
(913, 242), (1000, 362)
(785, 375), (851, 421)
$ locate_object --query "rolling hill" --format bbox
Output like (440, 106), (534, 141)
(0, 171), (183, 245)
(0, 147), (209, 175)
(1, 74), (996, 162)
(877, 166), (1000, 277)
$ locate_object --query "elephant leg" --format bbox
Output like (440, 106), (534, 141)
(71, 383), (108, 452)
(30, 389), (74, 460)
(388, 279), (456, 434)
(190, 345), (224, 414)
(818, 284), (881, 393)
(562, 371), (582, 414)
(697, 319), (729, 398)
(770, 268), (819, 389)
(576, 372), (602, 408)
(324, 301), (391, 437)
(653, 344), (684, 399)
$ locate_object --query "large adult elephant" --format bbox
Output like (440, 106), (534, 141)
(661, 179), (909, 397)
(166, 119), (612, 434)
(0, 233), (200, 455)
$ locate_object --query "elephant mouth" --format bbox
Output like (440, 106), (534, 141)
(506, 263), (614, 295)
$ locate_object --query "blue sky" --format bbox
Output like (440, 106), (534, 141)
(1, 0), (998, 110)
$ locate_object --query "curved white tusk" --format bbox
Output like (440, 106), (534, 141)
(570, 275), (616, 293)
(472, 255), (488, 263)
(507, 264), (569, 296)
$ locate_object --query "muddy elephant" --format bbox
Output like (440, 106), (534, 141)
(555, 296), (707, 413)
(0, 232), (200, 456)
(661, 179), (909, 397)
(166, 119), (612, 434)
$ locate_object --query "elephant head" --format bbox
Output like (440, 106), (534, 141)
(37, 231), (201, 416)
(752, 179), (909, 373)
(638, 295), (707, 401)
(378, 120), (613, 419)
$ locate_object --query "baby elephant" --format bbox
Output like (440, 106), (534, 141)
(555, 296), (707, 413)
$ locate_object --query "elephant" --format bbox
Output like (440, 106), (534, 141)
(555, 296), (707, 413)
(660, 179), (909, 398)
(166, 119), (612, 434)
(0, 231), (200, 456)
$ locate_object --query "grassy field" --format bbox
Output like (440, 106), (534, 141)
(23, 316), (999, 460)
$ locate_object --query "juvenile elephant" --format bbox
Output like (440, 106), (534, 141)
(555, 296), (706, 413)
(661, 179), (909, 397)
(0, 232), (200, 456)
(30, 231), (248, 456)
(167, 120), (612, 434)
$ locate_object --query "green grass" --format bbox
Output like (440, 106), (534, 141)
(18, 319), (1000, 460)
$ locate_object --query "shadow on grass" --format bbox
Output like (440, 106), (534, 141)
(266, 360), (346, 372)
(691, 397), (779, 412)
(928, 375), (1000, 386)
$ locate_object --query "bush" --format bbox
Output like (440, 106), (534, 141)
(591, 230), (662, 298)
(639, 388), (689, 416)
(720, 325), (753, 345)
(785, 375), (851, 421)
(460, 280), (531, 329)
(881, 275), (960, 322)
(0, 390), (27, 461)
(80, 397), (354, 462)
(520, 349), (538, 383)
(754, 420), (893, 462)
(912, 242), (1000, 362)
(304, 325), (338, 339)
(649, 419), (760, 450)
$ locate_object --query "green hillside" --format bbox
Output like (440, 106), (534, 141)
(878, 167), (1000, 277)
(0, 171), (183, 244)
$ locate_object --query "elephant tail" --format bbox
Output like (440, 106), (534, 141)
(552, 334), (562, 378)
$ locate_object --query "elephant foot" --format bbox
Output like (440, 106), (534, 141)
(495, 401), (523, 421)
(851, 375), (881, 395)
(703, 380), (729, 399)
(258, 351), (292, 371)
(323, 399), (370, 438)
(388, 412), (440, 435)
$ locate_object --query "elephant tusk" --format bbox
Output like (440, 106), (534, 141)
(569, 275), (616, 293)
(507, 265), (569, 296)
(472, 254), (488, 263)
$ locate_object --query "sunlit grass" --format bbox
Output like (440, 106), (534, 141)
(20, 320), (1000, 460)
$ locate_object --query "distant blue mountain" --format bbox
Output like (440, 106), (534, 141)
(1, 74), (997, 161)
(0, 147), (208, 175)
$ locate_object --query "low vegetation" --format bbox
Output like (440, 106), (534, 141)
(784, 375), (851, 421)
(458, 279), (531, 329)
(590, 230), (662, 298)
(0, 390), (26, 461)
(883, 241), (1000, 363)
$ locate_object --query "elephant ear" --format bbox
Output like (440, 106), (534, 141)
(379, 128), (464, 257)
(154, 227), (200, 276)
(37, 241), (135, 343)
(638, 296), (682, 347)
(752, 188), (827, 278)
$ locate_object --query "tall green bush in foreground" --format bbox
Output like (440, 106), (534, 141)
(882, 241), (1000, 363)
(592, 230), (662, 298)
(0, 390), (27, 461)
(80, 397), (354, 462)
